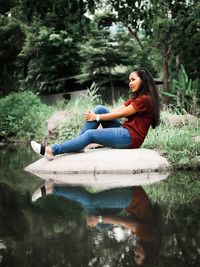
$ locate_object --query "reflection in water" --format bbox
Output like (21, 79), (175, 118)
(44, 183), (164, 267)
(0, 173), (199, 266)
(0, 183), (29, 240)
(1, 146), (200, 266)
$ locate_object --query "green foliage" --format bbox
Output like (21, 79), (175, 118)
(0, 0), (15, 15)
(95, 11), (117, 28)
(143, 108), (200, 167)
(19, 24), (78, 92)
(8, 0), (93, 94)
(77, 19), (156, 101)
(53, 97), (199, 170)
(0, 91), (53, 140)
(0, 0), (199, 108)
(0, 14), (24, 94)
(54, 99), (86, 143)
(164, 65), (200, 114)
(170, 1), (200, 79)
(54, 83), (102, 143)
(79, 26), (125, 79)
(80, 82), (102, 107)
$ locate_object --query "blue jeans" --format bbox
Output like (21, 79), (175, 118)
(53, 186), (132, 214)
(51, 105), (132, 155)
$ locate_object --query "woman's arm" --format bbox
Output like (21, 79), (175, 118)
(85, 104), (137, 121)
(111, 105), (126, 113)
(87, 215), (138, 232)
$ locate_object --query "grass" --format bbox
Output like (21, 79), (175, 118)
(142, 109), (200, 168)
(52, 97), (200, 169)
(1, 90), (199, 169)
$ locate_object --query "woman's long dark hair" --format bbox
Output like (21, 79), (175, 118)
(138, 203), (164, 267)
(132, 68), (160, 128)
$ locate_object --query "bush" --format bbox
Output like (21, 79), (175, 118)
(0, 91), (53, 140)
(164, 65), (200, 115)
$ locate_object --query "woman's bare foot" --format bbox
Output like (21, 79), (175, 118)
(45, 146), (54, 160)
(31, 141), (54, 160)
(45, 178), (54, 194)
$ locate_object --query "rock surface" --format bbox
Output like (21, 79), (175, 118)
(167, 114), (198, 128)
(25, 148), (171, 189)
(46, 111), (70, 140)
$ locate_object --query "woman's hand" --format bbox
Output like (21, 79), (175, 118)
(87, 216), (99, 226)
(84, 111), (96, 121)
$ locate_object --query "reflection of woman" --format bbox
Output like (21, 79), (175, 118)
(31, 68), (160, 160)
(87, 187), (163, 266)
(32, 181), (163, 266)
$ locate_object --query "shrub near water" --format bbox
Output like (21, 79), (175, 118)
(0, 91), (53, 140)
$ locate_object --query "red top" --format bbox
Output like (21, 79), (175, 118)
(122, 95), (154, 148)
(125, 186), (154, 241)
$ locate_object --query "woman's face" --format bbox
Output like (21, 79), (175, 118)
(134, 243), (146, 265)
(129, 72), (142, 93)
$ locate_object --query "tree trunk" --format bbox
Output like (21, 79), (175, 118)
(162, 42), (170, 105)
(108, 66), (115, 103)
(174, 54), (181, 106)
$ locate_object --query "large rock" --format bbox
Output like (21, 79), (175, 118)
(25, 148), (171, 189)
(46, 111), (70, 140)
(167, 114), (198, 128)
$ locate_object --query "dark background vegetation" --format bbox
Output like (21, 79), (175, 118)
(0, 0), (199, 102)
(0, 0), (199, 150)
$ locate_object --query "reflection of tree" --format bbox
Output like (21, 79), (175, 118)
(86, 228), (135, 267)
(0, 183), (29, 240)
(159, 204), (200, 267)
(0, 178), (200, 266)
(0, 145), (41, 193)
(0, 183), (86, 266)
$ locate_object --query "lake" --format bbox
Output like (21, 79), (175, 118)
(0, 145), (199, 267)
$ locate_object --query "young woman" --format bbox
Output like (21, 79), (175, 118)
(31, 68), (160, 159)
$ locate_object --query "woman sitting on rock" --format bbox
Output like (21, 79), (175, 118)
(31, 68), (160, 160)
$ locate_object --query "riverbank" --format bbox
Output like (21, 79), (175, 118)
(0, 92), (199, 170)
(1, 115), (200, 171)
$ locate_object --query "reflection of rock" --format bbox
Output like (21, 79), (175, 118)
(46, 111), (70, 140)
(25, 148), (171, 189)
(167, 114), (198, 128)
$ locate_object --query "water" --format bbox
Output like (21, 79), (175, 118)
(0, 145), (199, 267)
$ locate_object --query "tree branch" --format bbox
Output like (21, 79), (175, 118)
(127, 25), (144, 50)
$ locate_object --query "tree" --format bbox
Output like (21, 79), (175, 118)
(0, 15), (24, 95)
(108, 0), (200, 104)
(19, 24), (79, 93)
(8, 0), (96, 93)
(168, 0), (200, 79)
(77, 9), (157, 102)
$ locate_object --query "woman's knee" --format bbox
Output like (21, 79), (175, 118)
(83, 129), (94, 142)
(84, 129), (97, 143)
(93, 105), (109, 114)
